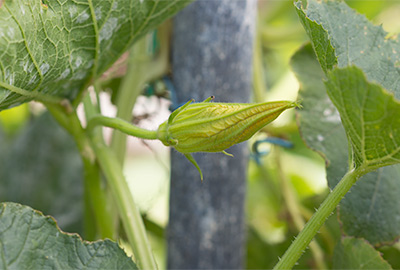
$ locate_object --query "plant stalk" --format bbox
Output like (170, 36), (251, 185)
(274, 147), (326, 270)
(111, 25), (169, 164)
(273, 168), (363, 270)
(83, 94), (158, 269)
(253, 19), (267, 103)
(90, 131), (158, 270)
(87, 115), (158, 140)
(45, 102), (116, 240)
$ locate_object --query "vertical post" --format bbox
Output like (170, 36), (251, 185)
(168, 0), (257, 268)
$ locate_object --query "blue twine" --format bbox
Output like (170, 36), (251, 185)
(251, 137), (293, 165)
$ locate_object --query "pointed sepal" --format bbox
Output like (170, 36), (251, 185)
(184, 153), (204, 182)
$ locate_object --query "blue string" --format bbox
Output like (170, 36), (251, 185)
(251, 137), (293, 165)
(161, 76), (184, 111)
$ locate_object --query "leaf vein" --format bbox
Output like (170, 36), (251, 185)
(5, 3), (43, 91)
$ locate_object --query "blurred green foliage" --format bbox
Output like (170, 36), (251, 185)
(0, 112), (83, 234)
(2, 1), (400, 269)
(0, 104), (29, 136)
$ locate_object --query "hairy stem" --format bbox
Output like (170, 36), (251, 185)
(274, 147), (326, 270)
(273, 168), (363, 270)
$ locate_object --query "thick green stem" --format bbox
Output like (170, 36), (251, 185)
(90, 132), (158, 270)
(273, 168), (363, 270)
(87, 115), (158, 140)
(83, 90), (121, 237)
(45, 103), (115, 240)
(83, 94), (157, 269)
(81, 157), (116, 240)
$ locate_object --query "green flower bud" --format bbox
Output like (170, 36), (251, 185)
(157, 97), (299, 180)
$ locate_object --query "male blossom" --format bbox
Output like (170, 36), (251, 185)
(157, 96), (299, 180)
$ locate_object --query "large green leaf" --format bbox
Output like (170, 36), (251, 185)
(325, 66), (400, 171)
(333, 237), (391, 269)
(0, 112), (83, 234)
(339, 166), (400, 245)
(294, 0), (400, 245)
(295, 0), (400, 99)
(292, 44), (400, 245)
(0, 0), (192, 110)
(291, 44), (348, 182)
(0, 202), (137, 269)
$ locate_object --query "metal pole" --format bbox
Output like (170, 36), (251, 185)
(168, 0), (257, 268)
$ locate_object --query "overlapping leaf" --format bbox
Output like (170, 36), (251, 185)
(333, 237), (391, 269)
(295, 0), (400, 99)
(291, 44), (348, 184)
(0, 0), (192, 109)
(326, 66), (400, 171)
(295, 0), (400, 244)
(0, 202), (137, 269)
(292, 44), (400, 245)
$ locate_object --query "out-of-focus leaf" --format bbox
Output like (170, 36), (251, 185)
(292, 44), (400, 245)
(246, 226), (315, 270)
(101, 77), (123, 105)
(0, 112), (83, 233)
(0, 104), (29, 135)
(379, 245), (400, 270)
(0, 202), (137, 269)
(346, 0), (394, 20)
(0, 0), (192, 109)
(291, 44), (347, 179)
(246, 226), (289, 270)
(333, 237), (391, 269)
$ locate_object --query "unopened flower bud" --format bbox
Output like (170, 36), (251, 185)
(157, 97), (299, 180)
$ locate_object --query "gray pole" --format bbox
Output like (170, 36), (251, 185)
(168, 0), (257, 268)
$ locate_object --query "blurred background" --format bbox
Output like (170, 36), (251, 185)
(1, 0), (400, 269)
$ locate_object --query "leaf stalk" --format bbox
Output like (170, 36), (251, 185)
(86, 115), (158, 140)
(90, 133), (158, 270)
(45, 102), (115, 240)
(82, 95), (158, 269)
(273, 167), (363, 269)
